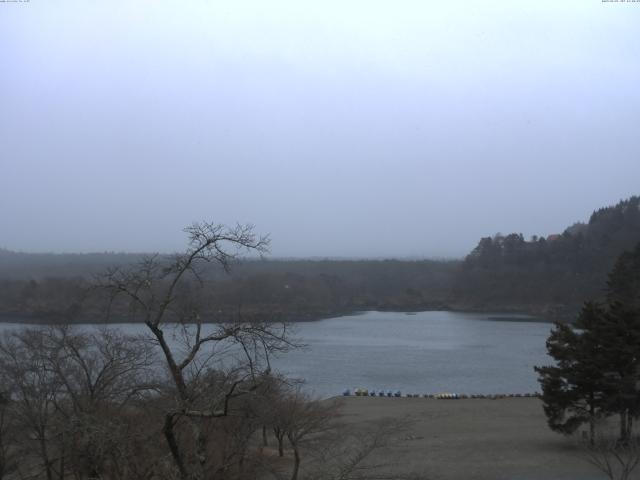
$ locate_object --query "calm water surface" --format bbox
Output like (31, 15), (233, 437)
(0, 311), (553, 398)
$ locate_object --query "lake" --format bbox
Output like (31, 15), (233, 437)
(0, 310), (554, 398)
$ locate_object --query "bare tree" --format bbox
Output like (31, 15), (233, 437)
(42, 326), (158, 480)
(296, 416), (424, 480)
(41, 326), (158, 412)
(253, 374), (300, 458)
(0, 329), (62, 480)
(581, 435), (640, 480)
(1, 223), (366, 480)
(96, 222), (295, 480)
(0, 326), (161, 480)
(0, 322), (419, 480)
(280, 392), (338, 480)
(0, 390), (18, 480)
(263, 384), (402, 480)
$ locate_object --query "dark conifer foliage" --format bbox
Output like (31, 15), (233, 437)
(535, 302), (609, 442)
(607, 243), (640, 311)
(536, 242), (640, 443)
(455, 196), (640, 317)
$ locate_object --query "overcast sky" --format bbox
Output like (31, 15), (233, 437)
(1, 1), (639, 258)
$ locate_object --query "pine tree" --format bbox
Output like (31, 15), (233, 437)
(602, 243), (640, 443)
(597, 301), (640, 444)
(607, 243), (640, 311)
(536, 242), (640, 444)
(535, 302), (609, 443)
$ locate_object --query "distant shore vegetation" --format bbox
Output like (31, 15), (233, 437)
(0, 196), (638, 324)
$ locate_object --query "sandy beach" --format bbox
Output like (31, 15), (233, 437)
(335, 397), (607, 480)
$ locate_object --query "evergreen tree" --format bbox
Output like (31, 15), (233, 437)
(598, 301), (640, 444)
(536, 242), (640, 444)
(607, 243), (640, 311)
(603, 243), (640, 443)
(535, 302), (609, 443)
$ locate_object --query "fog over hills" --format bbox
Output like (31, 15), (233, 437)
(2, 1), (639, 257)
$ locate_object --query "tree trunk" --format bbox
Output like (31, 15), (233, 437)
(192, 420), (207, 480)
(163, 413), (188, 479)
(278, 436), (284, 457)
(589, 400), (595, 446)
(59, 432), (65, 480)
(619, 411), (629, 444)
(290, 443), (300, 480)
(147, 324), (189, 400)
(274, 428), (284, 457)
(262, 425), (268, 447)
(38, 431), (53, 480)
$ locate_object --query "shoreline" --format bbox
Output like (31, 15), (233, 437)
(0, 306), (559, 325)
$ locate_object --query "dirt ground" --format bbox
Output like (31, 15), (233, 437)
(333, 397), (610, 480)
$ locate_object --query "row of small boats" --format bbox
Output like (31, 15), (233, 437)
(347, 388), (403, 397)
(343, 389), (540, 399)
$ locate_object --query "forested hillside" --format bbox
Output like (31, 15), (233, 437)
(453, 196), (640, 318)
(1, 196), (639, 323)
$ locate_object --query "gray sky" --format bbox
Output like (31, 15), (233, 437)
(1, 0), (639, 258)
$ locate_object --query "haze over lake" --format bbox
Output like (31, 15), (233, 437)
(0, 311), (552, 398)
